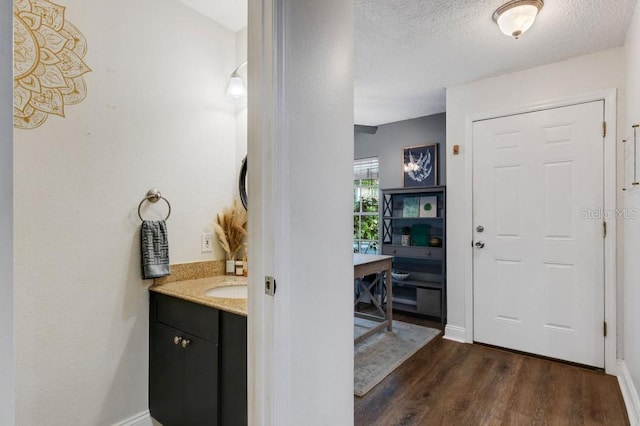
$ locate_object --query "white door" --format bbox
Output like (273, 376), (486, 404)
(473, 101), (605, 368)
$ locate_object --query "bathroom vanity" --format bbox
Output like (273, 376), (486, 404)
(149, 276), (247, 425)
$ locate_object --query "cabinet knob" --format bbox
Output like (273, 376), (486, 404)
(173, 336), (182, 345)
(181, 339), (191, 349)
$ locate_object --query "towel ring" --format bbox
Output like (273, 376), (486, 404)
(138, 189), (171, 221)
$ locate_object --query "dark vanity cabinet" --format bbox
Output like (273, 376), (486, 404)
(149, 292), (247, 426)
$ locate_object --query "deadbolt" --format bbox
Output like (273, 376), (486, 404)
(476, 225), (484, 233)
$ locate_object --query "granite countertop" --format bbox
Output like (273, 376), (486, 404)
(150, 275), (248, 316)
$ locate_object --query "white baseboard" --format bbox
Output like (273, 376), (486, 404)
(618, 360), (640, 426)
(443, 325), (467, 343)
(113, 410), (154, 426)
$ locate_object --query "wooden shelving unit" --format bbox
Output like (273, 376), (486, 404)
(380, 186), (446, 322)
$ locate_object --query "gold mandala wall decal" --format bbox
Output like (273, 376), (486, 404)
(13, 0), (91, 130)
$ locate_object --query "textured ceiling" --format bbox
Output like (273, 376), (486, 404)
(174, 0), (637, 126)
(355, 0), (637, 125)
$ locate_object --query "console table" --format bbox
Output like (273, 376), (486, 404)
(354, 254), (393, 343)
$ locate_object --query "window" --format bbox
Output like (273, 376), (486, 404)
(354, 157), (380, 254)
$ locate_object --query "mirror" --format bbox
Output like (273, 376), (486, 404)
(239, 156), (248, 209)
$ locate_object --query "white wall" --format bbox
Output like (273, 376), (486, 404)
(235, 26), (248, 178)
(274, 0), (354, 420)
(446, 48), (625, 342)
(0, 0), (14, 423)
(247, 0), (354, 424)
(280, 0), (354, 418)
(624, 0), (640, 415)
(13, 0), (241, 424)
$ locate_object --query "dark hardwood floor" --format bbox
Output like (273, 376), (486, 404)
(354, 312), (629, 426)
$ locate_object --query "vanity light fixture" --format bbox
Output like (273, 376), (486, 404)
(226, 61), (248, 99)
(493, 0), (544, 39)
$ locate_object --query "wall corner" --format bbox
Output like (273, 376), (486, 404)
(618, 360), (640, 425)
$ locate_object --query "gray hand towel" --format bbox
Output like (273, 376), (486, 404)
(141, 220), (171, 279)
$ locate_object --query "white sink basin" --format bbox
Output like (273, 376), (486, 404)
(205, 285), (247, 299)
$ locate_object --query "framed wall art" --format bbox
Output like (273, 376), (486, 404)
(403, 144), (438, 187)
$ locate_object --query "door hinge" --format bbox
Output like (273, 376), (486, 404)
(603, 121), (607, 138)
(604, 321), (608, 337)
(265, 276), (276, 296)
(603, 221), (607, 238)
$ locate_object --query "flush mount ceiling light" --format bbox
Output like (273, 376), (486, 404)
(493, 0), (544, 39)
(226, 61), (248, 99)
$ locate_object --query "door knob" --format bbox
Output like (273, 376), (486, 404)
(475, 241), (485, 249)
(173, 336), (182, 345)
(181, 339), (191, 349)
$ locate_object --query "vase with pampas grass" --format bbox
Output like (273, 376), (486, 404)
(213, 199), (247, 275)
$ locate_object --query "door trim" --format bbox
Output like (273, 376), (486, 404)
(247, 0), (280, 423)
(462, 90), (618, 374)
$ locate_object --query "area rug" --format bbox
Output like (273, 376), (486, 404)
(354, 318), (440, 396)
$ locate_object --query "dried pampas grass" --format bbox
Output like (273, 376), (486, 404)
(214, 199), (247, 259)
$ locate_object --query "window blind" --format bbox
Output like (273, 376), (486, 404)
(354, 157), (379, 180)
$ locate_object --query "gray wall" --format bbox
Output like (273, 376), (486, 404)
(354, 113), (446, 189)
(0, 0), (14, 423)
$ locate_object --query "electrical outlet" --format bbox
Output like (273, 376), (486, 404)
(201, 233), (213, 253)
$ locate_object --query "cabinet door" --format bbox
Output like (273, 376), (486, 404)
(219, 312), (248, 426)
(183, 333), (218, 425)
(149, 322), (184, 426)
